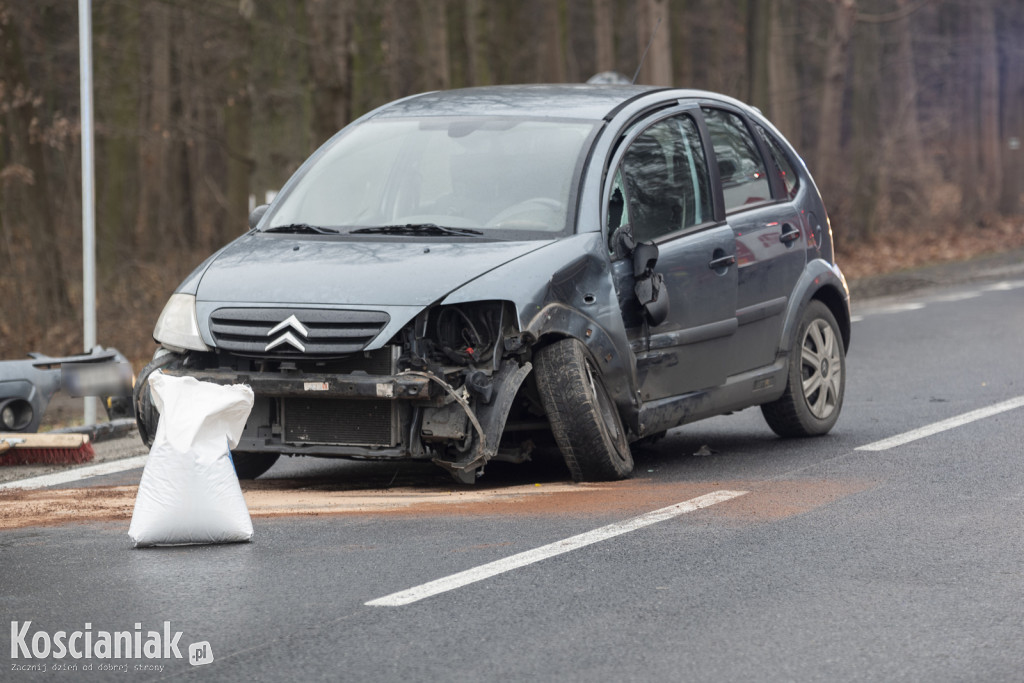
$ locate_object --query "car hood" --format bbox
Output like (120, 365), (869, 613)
(194, 234), (557, 306)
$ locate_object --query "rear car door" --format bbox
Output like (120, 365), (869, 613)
(700, 106), (807, 373)
(606, 107), (738, 401)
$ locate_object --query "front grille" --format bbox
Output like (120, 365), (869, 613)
(209, 308), (390, 358)
(283, 398), (396, 447)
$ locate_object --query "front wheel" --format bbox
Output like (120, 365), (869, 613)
(762, 300), (846, 437)
(231, 452), (280, 480)
(534, 338), (634, 481)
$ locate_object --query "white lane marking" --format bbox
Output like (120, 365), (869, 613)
(984, 280), (1024, 292)
(0, 455), (148, 491)
(856, 396), (1024, 452)
(866, 302), (927, 315)
(850, 315), (864, 323)
(929, 292), (982, 303)
(366, 489), (748, 607)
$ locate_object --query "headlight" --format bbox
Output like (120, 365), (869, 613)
(153, 293), (210, 352)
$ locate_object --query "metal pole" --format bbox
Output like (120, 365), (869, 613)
(79, 0), (97, 426)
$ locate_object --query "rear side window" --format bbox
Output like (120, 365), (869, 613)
(758, 125), (800, 199)
(610, 114), (713, 244)
(702, 108), (771, 212)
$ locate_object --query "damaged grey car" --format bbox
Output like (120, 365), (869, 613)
(135, 84), (850, 483)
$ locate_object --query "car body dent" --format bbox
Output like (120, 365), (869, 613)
(445, 232), (639, 419)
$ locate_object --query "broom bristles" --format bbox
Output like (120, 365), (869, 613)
(0, 442), (95, 466)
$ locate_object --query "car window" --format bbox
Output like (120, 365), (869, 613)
(701, 108), (771, 212)
(609, 114), (712, 244)
(757, 125), (800, 200)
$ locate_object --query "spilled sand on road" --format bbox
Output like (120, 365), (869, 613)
(0, 478), (874, 531)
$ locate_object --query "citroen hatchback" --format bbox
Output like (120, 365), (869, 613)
(136, 84), (850, 483)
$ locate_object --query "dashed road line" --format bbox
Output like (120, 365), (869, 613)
(856, 396), (1024, 452)
(853, 278), (1024, 323)
(365, 489), (748, 607)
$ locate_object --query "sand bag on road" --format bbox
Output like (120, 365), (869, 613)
(129, 371), (255, 547)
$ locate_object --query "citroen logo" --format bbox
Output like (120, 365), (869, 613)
(265, 314), (309, 352)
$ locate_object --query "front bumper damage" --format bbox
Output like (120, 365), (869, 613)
(158, 358), (533, 484)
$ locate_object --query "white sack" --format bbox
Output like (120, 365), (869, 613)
(129, 371), (255, 547)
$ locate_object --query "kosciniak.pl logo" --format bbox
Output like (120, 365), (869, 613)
(10, 621), (213, 667)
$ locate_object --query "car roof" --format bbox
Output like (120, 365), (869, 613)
(369, 84), (766, 126)
(371, 84), (666, 121)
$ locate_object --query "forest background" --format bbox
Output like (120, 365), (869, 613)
(1, 0), (1022, 368)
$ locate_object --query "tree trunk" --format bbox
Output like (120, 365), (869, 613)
(767, 0), (798, 139)
(747, 0), (771, 111)
(135, 1), (175, 254)
(976, 0), (1001, 209)
(889, 0), (924, 171)
(593, 0), (614, 73)
(636, 0), (673, 86)
(998, 6), (1024, 214)
(463, 0), (489, 85)
(224, 4), (254, 245)
(306, 0), (354, 146)
(815, 0), (856, 194)
(537, 0), (566, 83)
(95, 0), (140, 274)
(850, 15), (882, 241)
(420, 0), (450, 91)
(955, 4), (982, 219)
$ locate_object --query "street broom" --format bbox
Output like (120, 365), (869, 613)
(0, 433), (95, 465)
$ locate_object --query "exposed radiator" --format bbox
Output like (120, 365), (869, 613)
(283, 398), (397, 447)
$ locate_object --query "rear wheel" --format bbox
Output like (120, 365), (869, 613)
(534, 338), (633, 481)
(762, 300), (846, 437)
(231, 452), (280, 480)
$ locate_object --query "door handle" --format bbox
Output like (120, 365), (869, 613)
(708, 254), (736, 270)
(779, 223), (801, 243)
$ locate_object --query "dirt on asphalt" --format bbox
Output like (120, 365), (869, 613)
(0, 477), (874, 531)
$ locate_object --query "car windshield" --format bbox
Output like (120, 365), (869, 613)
(264, 117), (597, 238)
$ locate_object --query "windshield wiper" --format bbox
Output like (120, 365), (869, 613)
(263, 223), (340, 235)
(350, 223), (483, 237)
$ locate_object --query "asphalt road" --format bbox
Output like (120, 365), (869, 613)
(3, 270), (1024, 682)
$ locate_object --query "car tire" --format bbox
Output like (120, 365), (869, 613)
(534, 338), (634, 481)
(231, 452), (280, 480)
(762, 300), (846, 437)
(133, 353), (179, 447)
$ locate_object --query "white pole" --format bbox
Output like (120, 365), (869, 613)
(79, 0), (97, 426)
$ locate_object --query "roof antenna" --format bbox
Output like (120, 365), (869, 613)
(632, 16), (663, 84)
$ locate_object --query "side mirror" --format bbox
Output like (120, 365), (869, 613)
(632, 242), (659, 278)
(248, 204), (269, 230)
(631, 241), (669, 327)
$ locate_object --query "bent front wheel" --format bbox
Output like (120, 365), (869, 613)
(534, 338), (634, 481)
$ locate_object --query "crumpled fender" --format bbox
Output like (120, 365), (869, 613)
(432, 360), (533, 483)
(523, 303), (640, 430)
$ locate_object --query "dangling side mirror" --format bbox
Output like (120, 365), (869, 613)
(632, 241), (669, 327)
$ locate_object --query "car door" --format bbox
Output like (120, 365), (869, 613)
(606, 107), (738, 402)
(700, 106), (807, 374)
